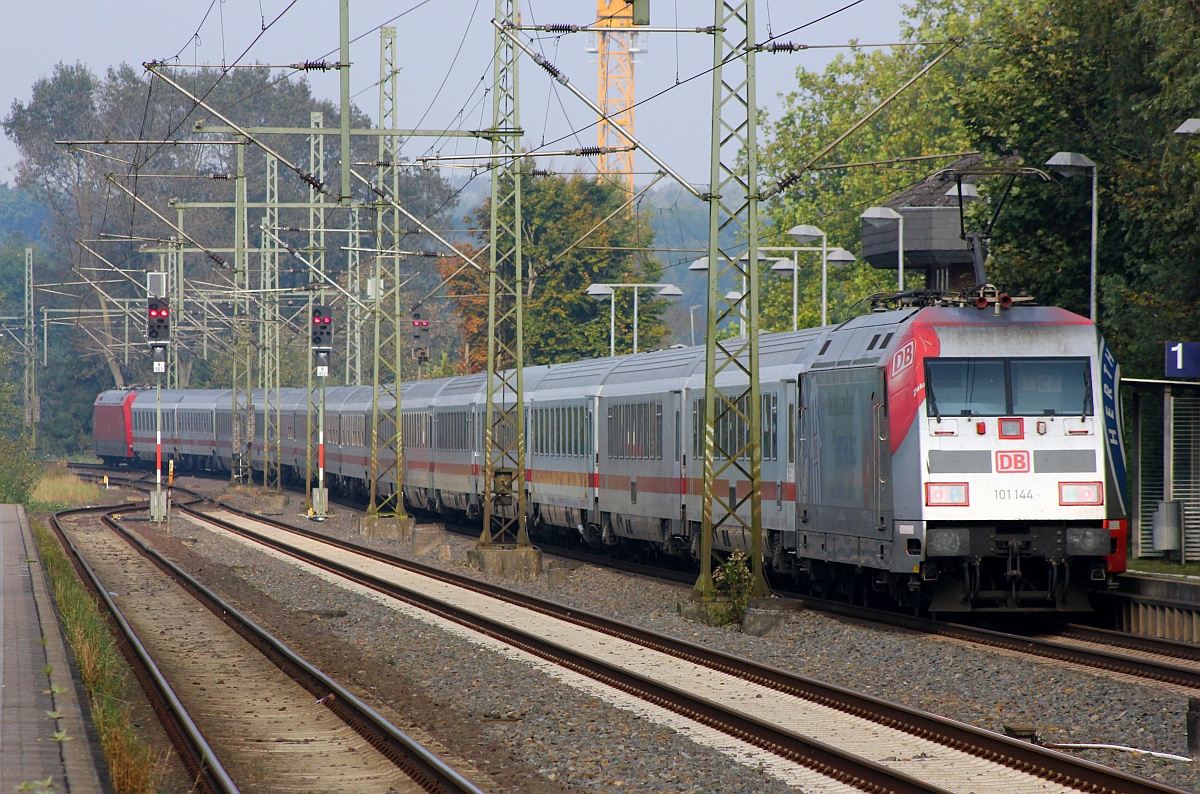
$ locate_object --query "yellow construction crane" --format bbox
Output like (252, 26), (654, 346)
(594, 0), (643, 195)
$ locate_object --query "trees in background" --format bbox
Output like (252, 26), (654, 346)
(2, 61), (457, 453)
(7, 2), (1200, 461)
(956, 0), (1200, 376)
(442, 172), (666, 372)
(0, 344), (39, 502)
(762, 0), (1200, 377)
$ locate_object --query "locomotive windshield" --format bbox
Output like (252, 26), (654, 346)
(925, 357), (1092, 417)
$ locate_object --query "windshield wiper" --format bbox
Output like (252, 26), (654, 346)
(926, 377), (942, 422)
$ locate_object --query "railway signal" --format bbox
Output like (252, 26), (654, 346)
(311, 305), (334, 349)
(412, 312), (430, 362)
(147, 298), (170, 341)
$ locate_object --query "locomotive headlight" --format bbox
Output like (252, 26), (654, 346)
(925, 482), (968, 506)
(926, 527), (970, 557)
(1066, 527), (1109, 556)
(1059, 481), (1103, 506)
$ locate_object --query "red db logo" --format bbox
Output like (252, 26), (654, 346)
(995, 450), (1030, 473)
(890, 341), (915, 377)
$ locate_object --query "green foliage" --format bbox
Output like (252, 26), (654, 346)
(712, 550), (756, 625)
(760, 2), (984, 329)
(3, 59), (455, 444)
(444, 172), (663, 371)
(0, 437), (40, 504)
(954, 0), (1200, 376)
(0, 183), (47, 243)
(762, 0), (1200, 378)
(0, 345), (39, 502)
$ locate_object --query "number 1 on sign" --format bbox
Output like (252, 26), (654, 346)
(1172, 342), (1184, 371)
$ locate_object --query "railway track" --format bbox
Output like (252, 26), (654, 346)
(159, 488), (1191, 794)
(438, 521), (1200, 692)
(50, 501), (485, 794)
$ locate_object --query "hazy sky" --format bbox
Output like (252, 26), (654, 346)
(3, 1), (909, 186)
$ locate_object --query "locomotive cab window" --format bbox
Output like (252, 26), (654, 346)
(925, 357), (1092, 417)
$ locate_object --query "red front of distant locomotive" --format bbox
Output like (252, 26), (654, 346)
(93, 390), (138, 463)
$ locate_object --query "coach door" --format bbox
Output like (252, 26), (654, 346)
(470, 404), (480, 506)
(869, 369), (891, 532)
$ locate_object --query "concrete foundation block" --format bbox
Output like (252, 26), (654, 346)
(741, 597), (805, 637)
(435, 544), (454, 562)
(261, 493), (287, 512)
(678, 599), (734, 627)
(546, 560), (581, 588)
(467, 545), (543, 582)
(411, 524), (448, 556)
(362, 514), (414, 542)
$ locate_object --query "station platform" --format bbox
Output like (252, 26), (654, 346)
(1, 504), (107, 792)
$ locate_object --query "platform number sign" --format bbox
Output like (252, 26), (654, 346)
(1166, 341), (1200, 378)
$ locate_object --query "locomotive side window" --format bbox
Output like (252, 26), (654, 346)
(925, 357), (1092, 417)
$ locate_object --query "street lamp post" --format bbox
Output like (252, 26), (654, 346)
(587, 282), (683, 355)
(689, 304), (702, 346)
(1046, 151), (1099, 321)
(767, 247), (856, 329)
(861, 206), (906, 291)
(787, 225), (826, 327)
(688, 256), (751, 337)
(757, 241), (856, 329)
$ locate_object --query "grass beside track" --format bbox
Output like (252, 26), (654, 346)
(30, 517), (166, 794)
(29, 465), (103, 511)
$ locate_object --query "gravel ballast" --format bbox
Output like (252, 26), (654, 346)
(156, 480), (1197, 793)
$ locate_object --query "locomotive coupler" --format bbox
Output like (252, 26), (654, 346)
(1004, 540), (1024, 581)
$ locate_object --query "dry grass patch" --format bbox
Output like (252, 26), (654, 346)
(31, 465), (102, 509)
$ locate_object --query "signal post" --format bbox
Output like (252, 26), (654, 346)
(310, 303), (334, 519)
(147, 276), (170, 523)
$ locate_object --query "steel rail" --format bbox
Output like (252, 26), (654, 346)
(50, 505), (239, 794)
(784, 596), (1200, 691)
(77, 467), (1198, 791)
(1057, 624), (1200, 664)
(177, 501), (945, 794)
(107, 517), (486, 794)
(177, 495), (1192, 794)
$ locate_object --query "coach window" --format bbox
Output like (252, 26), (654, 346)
(567, 406), (575, 456)
(787, 405), (795, 464)
(654, 402), (663, 460)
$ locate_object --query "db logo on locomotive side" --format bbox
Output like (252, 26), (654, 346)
(995, 450), (1031, 473)
(890, 341), (915, 377)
